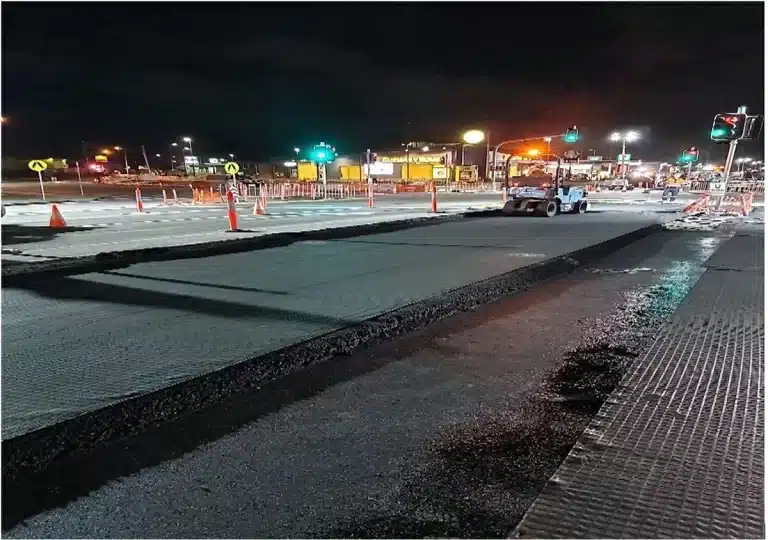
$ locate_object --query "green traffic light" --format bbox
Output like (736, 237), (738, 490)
(711, 128), (728, 138)
(564, 133), (578, 143)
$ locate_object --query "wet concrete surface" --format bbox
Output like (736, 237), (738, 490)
(3, 228), (729, 538)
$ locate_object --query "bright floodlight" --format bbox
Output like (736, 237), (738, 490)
(462, 129), (485, 144)
(183, 136), (192, 143)
(625, 131), (640, 142)
(294, 147), (300, 153)
(610, 132), (622, 142)
(544, 136), (552, 142)
(528, 149), (540, 156)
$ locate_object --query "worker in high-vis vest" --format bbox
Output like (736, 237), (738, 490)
(662, 175), (683, 201)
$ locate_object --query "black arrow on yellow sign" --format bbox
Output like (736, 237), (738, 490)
(28, 160), (48, 172)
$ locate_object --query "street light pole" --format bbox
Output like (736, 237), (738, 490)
(115, 147), (129, 174)
(183, 137), (194, 174)
(170, 143), (178, 171)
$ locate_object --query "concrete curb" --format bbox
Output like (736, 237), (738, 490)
(2, 222), (663, 482)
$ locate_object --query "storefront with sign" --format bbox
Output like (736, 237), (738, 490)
(376, 151), (451, 180)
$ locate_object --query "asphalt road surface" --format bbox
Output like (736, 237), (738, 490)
(2, 208), (681, 440)
(2, 192), (691, 259)
(3, 226), (727, 538)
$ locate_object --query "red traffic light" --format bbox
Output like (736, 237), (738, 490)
(711, 113), (747, 142)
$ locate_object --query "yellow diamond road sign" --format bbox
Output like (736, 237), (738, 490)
(28, 159), (48, 172)
(224, 161), (240, 175)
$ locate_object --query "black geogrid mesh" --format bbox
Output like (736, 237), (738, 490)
(514, 234), (764, 539)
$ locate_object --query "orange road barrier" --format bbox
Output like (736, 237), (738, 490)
(683, 194), (710, 214)
(226, 190), (239, 231)
(368, 185), (374, 208)
(431, 183), (438, 213)
(135, 188), (144, 212)
(49, 204), (67, 229)
(162, 189), (168, 205)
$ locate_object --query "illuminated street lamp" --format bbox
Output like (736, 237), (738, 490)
(609, 131), (640, 178)
(112, 146), (130, 174)
(182, 137), (195, 173)
(460, 130), (486, 166)
(736, 157), (752, 173)
(182, 136), (193, 154)
(462, 130), (485, 144)
(543, 136), (552, 165)
(169, 142), (180, 171)
(528, 149), (540, 156)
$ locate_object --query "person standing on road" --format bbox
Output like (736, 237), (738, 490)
(662, 175), (682, 202)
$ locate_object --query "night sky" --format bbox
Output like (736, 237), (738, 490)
(2, 2), (764, 163)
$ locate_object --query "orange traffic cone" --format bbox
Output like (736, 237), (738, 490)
(226, 190), (239, 231)
(49, 204), (67, 229)
(253, 197), (264, 215)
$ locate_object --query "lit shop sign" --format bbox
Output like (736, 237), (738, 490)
(432, 166), (448, 179)
(184, 155), (200, 165)
(379, 154), (445, 164)
(363, 162), (394, 175)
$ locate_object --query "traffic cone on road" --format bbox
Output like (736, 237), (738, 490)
(226, 190), (239, 231)
(135, 188), (144, 212)
(253, 196), (264, 215)
(49, 204), (67, 229)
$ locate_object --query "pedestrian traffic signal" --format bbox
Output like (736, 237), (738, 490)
(680, 146), (699, 163)
(710, 113), (747, 142)
(564, 126), (579, 143)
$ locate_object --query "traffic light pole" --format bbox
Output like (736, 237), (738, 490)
(717, 105), (747, 211)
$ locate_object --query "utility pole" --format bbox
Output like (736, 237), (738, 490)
(141, 145), (151, 172)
